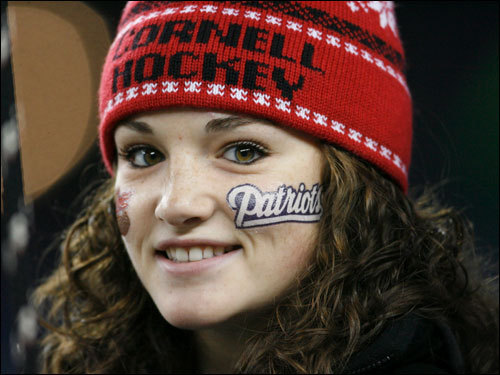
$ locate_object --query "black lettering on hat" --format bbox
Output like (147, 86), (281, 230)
(202, 53), (240, 85)
(242, 26), (269, 53)
(270, 33), (296, 63)
(113, 29), (135, 61)
(132, 24), (160, 50)
(196, 20), (242, 48)
(135, 53), (165, 83)
(168, 51), (199, 79)
(112, 60), (133, 93)
(242, 60), (269, 91)
(301, 43), (325, 74)
(158, 20), (196, 44)
(272, 68), (304, 101)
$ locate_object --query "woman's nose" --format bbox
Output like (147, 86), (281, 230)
(154, 160), (216, 227)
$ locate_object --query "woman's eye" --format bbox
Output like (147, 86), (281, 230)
(222, 142), (267, 165)
(119, 146), (164, 168)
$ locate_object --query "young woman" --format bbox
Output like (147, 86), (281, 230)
(32, 2), (498, 373)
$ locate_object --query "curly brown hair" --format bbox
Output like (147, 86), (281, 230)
(31, 143), (498, 373)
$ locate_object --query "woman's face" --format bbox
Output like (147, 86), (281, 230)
(113, 109), (323, 329)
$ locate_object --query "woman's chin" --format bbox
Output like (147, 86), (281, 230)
(161, 308), (235, 330)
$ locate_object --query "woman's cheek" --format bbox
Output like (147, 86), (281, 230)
(115, 188), (135, 236)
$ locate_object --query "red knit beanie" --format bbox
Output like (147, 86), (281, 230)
(99, 1), (412, 192)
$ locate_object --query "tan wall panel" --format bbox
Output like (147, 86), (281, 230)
(8, 1), (111, 203)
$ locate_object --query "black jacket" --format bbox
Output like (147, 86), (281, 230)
(343, 315), (465, 374)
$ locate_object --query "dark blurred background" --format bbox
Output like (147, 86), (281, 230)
(1, 2), (498, 373)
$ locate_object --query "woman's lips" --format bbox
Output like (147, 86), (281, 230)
(155, 238), (239, 251)
(155, 246), (243, 276)
(158, 245), (238, 262)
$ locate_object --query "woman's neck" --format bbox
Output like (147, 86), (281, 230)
(195, 325), (245, 374)
(194, 313), (269, 374)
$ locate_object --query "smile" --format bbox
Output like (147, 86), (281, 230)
(157, 245), (241, 263)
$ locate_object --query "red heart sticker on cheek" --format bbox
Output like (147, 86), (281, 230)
(115, 189), (133, 236)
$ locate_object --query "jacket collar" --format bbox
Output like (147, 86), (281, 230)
(343, 314), (465, 374)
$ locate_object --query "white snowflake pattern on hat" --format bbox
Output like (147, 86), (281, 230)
(346, 1), (398, 37)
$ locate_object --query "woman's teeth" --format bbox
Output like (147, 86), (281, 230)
(165, 246), (236, 262)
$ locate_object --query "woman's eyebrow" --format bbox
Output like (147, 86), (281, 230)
(116, 120), (154, 134)
(205, 116), (258, 133)
(116, 116), (267, 135)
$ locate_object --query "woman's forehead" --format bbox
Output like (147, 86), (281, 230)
(116, 109), (276, 136)
(129, 108), (268, 123)
(114, 108), (321, 150)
